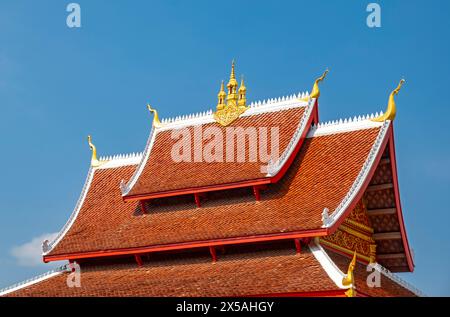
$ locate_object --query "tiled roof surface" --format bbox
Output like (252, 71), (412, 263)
(6, 249), (341, 297)
(47, 127), (381, 257)
(126, 106), (307, 197)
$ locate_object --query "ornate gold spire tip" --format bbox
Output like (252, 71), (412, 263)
(147, 104), (162, 128)
(371, 79), (405, 122)
(214, 60), (248, 126)
(87, 135), (101, 167)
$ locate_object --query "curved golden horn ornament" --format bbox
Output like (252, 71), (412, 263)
(147, 104), (162, 128)
(372, 79), (405, 122)
(87, 135), (101, 167)
(342, 251), (357, 297)
(301, 68), (329, 101)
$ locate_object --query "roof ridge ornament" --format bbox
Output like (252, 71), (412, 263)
(147, 104), (163, 128)
(213, 60), (248, 126)
(372, 79), (405, 122)
(87, 135), (102, 167)
(342, 251), (357, 297)
(301, 68), (329, 101)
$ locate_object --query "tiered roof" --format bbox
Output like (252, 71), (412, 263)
(1, 65), (419, 297)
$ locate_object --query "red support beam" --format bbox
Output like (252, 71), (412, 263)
(209, 246), (217, 263)
(194, 193), (201, 208)
(139, 200), (148, 214)
(252, 186), (261, 201)
(134, 254), (143, 267)
(294, 239), (301, 254)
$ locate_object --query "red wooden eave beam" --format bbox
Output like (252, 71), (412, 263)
(194, 193), (201, 208)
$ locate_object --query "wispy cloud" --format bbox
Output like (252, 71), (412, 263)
(11, 233), (58, 267)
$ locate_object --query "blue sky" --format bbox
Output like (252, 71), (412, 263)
(0, 0), (449, 296)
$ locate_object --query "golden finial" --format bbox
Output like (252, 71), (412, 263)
(372, 79), (405, 122)
(87, 135), (101, 167)
(217, 80), (226, 110)
(227, 60), (238, 95)
(342, 251), (357, 297)
(214, 61), (248, 126)
(301, 68), (329, 101)
(147, 104), (162, 128)
(238, 75), (247, 109)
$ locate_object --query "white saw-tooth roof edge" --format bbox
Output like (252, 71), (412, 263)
(157, 92), (310, 131)
(44, 152), (142, 255)
(307, 112), (385, 138)
(0, 264), (69, 296)
(266, 97), (315, 176)
(321, 119), (391, 228)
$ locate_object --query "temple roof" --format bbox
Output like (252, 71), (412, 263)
(1, 242), (421, 297)
(41, 114), (413, 273)
(121, 95), (314, 200)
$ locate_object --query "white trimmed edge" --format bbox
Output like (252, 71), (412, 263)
(321, 119), (391, 228)
(0, 264), (69, 296)
(309, 239), (349, 289)
(157, 92), (310, 132)
(45, 152), (142, 255)
(266, 98), (315, 176)
(43, 167), (95, 255)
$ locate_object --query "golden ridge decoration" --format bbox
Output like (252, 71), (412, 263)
(213, 60), (248, 126)
(301, 68), (329, 101)
(147, 104), (162, 128)
(342, 251), (357, 297)
(372, 79), (405, 122)
(87, 135), (101, 167)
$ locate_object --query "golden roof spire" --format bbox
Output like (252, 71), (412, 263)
(371, 79), (405, 122)
(301, 68), (329, 101)
(214, 60), (248, 126)
(342, 251), (357, 297)
(217, 80), (226, 110)
(147, 104), (162, 128)
(227, 60), (238, 92)
(238, 75), (246, 93)
(87, 135), (101, 167)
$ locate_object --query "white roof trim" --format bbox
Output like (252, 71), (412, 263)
(309, 240), (349, 289)
(321, 119), (391, 228)
(307, 112), (384, 138)
(266, 98), (315, 176)
(0, 265), (68, 296)
(44, 168), (95, 255)
(97, 152), (143, 169)
(156, 92), (309, 132)
(121, 126), (157, 196)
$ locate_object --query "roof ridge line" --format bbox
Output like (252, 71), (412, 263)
(159, 91), (309, 127)
(307, 111), (385, 138)
(0, 264), (68, 296)
(98, 151), (143, 162)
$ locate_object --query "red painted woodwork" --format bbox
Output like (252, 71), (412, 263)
(294, 239), (301, 254)
(134, 254), (143, 267)
(209, 246), (217, 262)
